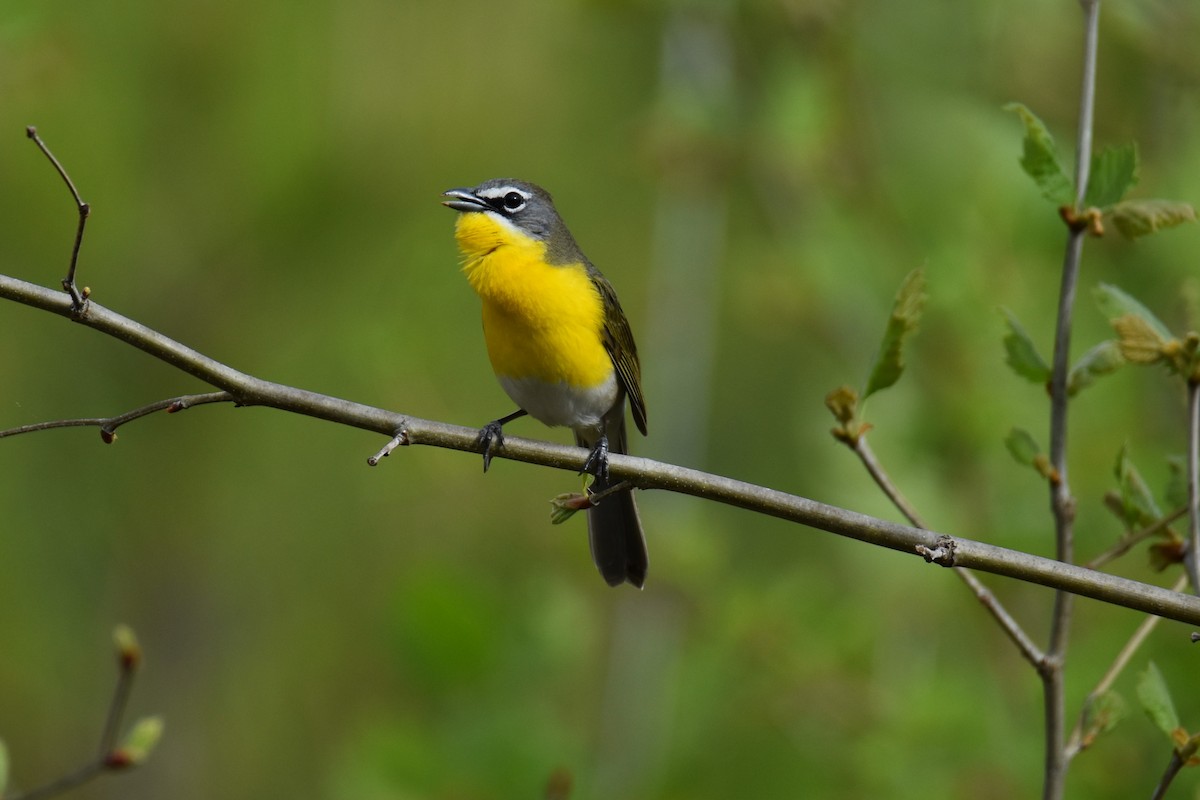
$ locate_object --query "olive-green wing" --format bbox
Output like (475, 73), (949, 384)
(591, 270), (647, 436)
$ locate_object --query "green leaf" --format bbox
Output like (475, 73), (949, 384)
(1165, 456), (1188, 511)
(1005, 428), (1040, 467)
(863, 268), (927, 400)
(1137, 662), (1181, 741)
(1084, 144), (1138, 209)
(1094, 284), (1174, 342)
(549, 492), (588, 525)
(1005, 103), (1073, 206)
(1115, 444), (1163, 527)
(1080, 690), (1127, 748)
(1001, 309), (1051, 384)
(1108, 199), (1197, 239)
(1068, 340), (1125, 396)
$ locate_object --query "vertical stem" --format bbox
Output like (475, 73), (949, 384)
(1187, 379), (1200, 592)
(1043, 3), (1100, 799)
(1071, 2), (1100, 209)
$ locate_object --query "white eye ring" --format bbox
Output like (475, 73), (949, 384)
(477, 185), (530, 214)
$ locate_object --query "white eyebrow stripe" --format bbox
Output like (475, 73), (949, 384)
(476, 185), (530, 200)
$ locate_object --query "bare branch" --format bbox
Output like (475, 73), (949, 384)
(0, 392), (233, 443)
(25, 127), (90, 310)
(3, 271), (1200, 626)
(1186, 380), (1200, 591)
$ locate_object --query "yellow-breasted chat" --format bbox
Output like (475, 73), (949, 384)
(442, 179), (648, 588)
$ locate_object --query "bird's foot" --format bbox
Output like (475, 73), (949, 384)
(580, 434), (610, 482)
(476, 420), (507, 472)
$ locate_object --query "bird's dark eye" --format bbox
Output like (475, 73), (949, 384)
(502, 192), (525, 211)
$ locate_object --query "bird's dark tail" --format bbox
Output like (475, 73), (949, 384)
(576, 412), (647, 588)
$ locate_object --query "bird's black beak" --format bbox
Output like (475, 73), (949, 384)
(442, 188), (488, 212)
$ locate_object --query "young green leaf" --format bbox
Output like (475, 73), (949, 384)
(1137, 662), (1182, 742)
(549, 492), (589, 525)
(1001, 309), (1051, 384)
(1094, 284), (1173, 341)
(1115, 444), (1163, 527)
(1005, 103), (1073, 206)
(115, 716), (164, 766)
(825, 385), (864, 444)
(1068, 340), (1125, 396)
(1080, 690), (1127, 749)
(1149, 538), (1187, 572)
(1112, 315), (1169, 365)
(1108, 199), (1197, 239)
(1084, 144), (1138, 209)
(863, 268), (926, 400)
(1004, 428), (1040, 467)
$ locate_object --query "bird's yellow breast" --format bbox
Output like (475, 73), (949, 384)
(455, 213), (613, 389)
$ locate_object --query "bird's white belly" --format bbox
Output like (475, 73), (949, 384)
(499, 372), (618, 433)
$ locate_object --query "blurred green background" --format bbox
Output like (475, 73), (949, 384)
(3, 1), (1200, 798)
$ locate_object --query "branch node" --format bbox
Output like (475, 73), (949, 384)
(916, 535), (958, 567)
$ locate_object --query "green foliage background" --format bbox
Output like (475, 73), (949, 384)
(2, 1), (1200, 798)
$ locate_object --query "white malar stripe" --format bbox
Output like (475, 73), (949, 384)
(481, 208), (526, 237)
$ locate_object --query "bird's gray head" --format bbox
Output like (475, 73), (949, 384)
(442, 178), (568, 244)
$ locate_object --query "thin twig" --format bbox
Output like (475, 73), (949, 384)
(1085, 507), (1188, 571)
(3, 273), (1200, 624)
(1186, 380), (1200, 592)
(854, 437), (1045, 667)
(1149, 750), (1186, 800)
(1042, 3), (1101, 798)
(99, 659), (136, 758)
(852, 437), (925, 527)
(1065, 573), (1189, 760)
(588, 479), (635, 505)
(6, 629), (146, 800)
(0, 391), (233, 442)
(6, 761), (106, 800)
(26, 126), (90, 310)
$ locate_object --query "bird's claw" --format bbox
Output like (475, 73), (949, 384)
(580, 435), (610, 482)
(476, 420), (506, 472)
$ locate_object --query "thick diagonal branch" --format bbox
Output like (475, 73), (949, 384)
(3, 272), (1200, 626)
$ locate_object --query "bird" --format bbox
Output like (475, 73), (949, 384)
(442, 178), (648, 588)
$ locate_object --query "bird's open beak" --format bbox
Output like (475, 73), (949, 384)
(442, 188), (488, 212)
